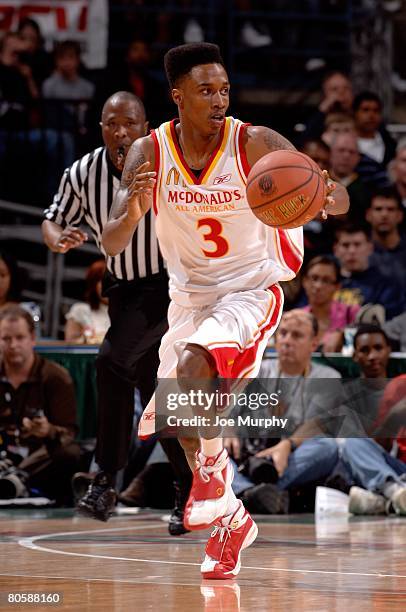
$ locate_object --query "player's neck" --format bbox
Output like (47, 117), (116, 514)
(176, 121), (221, 170)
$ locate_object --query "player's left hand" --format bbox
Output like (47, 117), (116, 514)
(320, 170), (350, 218)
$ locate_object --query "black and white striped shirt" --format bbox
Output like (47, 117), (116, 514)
(44, 146), (165, 281)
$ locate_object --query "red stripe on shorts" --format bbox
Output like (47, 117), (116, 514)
(208, 284), (283, 379)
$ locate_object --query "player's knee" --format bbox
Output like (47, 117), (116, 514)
(176, 344), (217, 382)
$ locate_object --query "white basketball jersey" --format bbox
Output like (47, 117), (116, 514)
(151, 117), (304, 307)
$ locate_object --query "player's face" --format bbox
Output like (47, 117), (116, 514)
(353, 333), (390, 378)
(303, 263), (339, 306)
(174, 63), (230, 135)
(0, 317), (35, 368)
(101, 100), (148, 171)
(366, 197), (403, 234)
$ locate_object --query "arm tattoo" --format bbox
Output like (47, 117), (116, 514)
(121, 152), (146, 188)
(263, 129), (295, 152)
(109, 151), (146, 220)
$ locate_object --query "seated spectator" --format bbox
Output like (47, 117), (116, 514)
(301, 70), (354, 142)
(17, 17), (52, 89)
(230, 310), (341, 514)
(329, 131), (371, 223)
(389, 137), (406, 215)
(0, 305), (80, 505)
(301, 255), (359, 352)
(42, 41), (94, 103)
(340, 330), (406, 515)
(299, 138), (330, 171)
(321, 111), (355, 148)
(0, 32), (39, 131)
(333, 224), (405, 320)
(353, 91), (395, 189)
(384, 312), (406, 352)
(366, 186), (406, 301)
(0, 250), (41, 331)
(64, 260), (110, 344)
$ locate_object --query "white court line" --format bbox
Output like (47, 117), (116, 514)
(17, 524), (406, 580)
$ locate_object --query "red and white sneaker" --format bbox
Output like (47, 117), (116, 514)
(201, 501), (258, 579)
(184, 448), (233, 531)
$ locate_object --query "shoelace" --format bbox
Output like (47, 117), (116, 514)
(210, 524), (233, 560)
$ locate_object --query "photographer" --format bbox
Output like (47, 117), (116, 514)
(0, 305), (79, 505)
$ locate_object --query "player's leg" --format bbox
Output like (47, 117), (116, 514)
(177, 344), (240, 530)
(179, 285), (284, 578)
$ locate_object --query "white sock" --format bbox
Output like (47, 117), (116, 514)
(225, 487), (240, 517)
(201, 437), (223, 457)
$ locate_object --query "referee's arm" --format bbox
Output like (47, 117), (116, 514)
(102, 136), (156, 256)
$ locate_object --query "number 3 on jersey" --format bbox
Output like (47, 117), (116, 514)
(197, 218), (229, 258)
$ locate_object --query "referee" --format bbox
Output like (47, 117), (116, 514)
(42, 91), (191, 532)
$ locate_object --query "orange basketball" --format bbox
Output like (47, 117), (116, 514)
(246, 150), (327, 229)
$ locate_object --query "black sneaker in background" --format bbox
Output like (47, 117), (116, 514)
(168, 480), (190, 536)
(76, 471), (117, 522)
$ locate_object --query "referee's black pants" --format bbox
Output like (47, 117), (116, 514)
(95, 273), (190, 488)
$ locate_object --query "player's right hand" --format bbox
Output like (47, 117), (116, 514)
(56, 226), (88, 253)
(126, 161), (156, 222)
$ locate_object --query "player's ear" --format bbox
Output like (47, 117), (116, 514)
(143, 121), (149, 136)
(172, 88), (183, 108)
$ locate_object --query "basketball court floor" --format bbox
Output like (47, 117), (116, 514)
(1, 508), (405, 611)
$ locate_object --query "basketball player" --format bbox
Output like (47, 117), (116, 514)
(102, 44), (348, 579)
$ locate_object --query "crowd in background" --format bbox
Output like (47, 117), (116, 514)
(0, 4), (405, 515)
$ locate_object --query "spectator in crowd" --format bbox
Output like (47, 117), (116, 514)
(329, 131), (371, 223)
(64, 259), (110, 344)
(321, 111), (355, 147)
(0, 251), (41, 331)
(17, 17), (52, 89)
(42, 41), (94, 103)
(299, 138), (330, 171)
(0, 305), (80, 505)
(301, 255), (359, 352)
(340, 329), (406, 515)
(230, 310), (341, 513)
(0, 32), (39, 130)
(367, 186), (406, 299)
(333, 224), (405, 320)
(384, 312), (406, 352)
(302, 70), (354, 141)
(92, 38), (168, 135)
(353, 91), (396, 189)
(390, 137), (406, 213)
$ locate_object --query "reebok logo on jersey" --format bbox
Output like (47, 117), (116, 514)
(214, 173), (231, 184)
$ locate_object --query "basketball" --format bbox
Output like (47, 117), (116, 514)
(246, 150), (327, 229)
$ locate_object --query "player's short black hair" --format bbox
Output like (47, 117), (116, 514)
(164, 43), (225, 88)
(354, 324), (390, 349)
